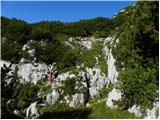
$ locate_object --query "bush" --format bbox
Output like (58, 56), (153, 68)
(79, 41), (108, 75)
(118, 66), (158, 108)
(1, 43), (23, 63)
(16, 83), (40, 109)
(112, 1), (158, 109)
(99, 83), (113, 99)
(41, 85), (52, 94)
(92, 31), (110, 38)
(60, 78), (77, 96)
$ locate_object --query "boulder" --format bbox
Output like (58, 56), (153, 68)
(46, 91), (60, 104)
(106, 88), (121, 108)
(128, 105), (142, 118)
(26, 101), (39, 119)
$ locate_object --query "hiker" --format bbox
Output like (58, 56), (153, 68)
(48, 65), (53, 82)
(48, 64), (59, 82)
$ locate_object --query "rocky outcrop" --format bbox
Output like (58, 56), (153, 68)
(128, 97), (159, 119)
(65, 37), (104, 49)
(56, 72), (75, 81)
(79, 67), (108, 97)
(0, 60), (49, 84)
(18, 63), (48, 84)
(144, 100), (159, 119)
(69, 93), (84, 107)
(128, 105), (142, 118)
(27, 49), (36, 63)
(22, 41), (36, 63)
(46, 91), (60, 104)
(103, 36), (118, 83)
(26, 101), (39, 119)
(106, 88), (121, 108)
(103, 36), (122, 108)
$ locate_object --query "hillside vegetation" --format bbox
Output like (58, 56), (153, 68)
(1, 1), (159, 119)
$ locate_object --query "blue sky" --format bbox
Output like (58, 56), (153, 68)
(1, 1), (135, 23)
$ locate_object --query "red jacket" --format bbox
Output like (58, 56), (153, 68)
(48, 70), (53, 81)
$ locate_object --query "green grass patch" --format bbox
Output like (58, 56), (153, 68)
(39, 103), (90, 119)
(79, 41), (108, 76)
(38, 99), (137, 119)
(88, 100), (136, 119)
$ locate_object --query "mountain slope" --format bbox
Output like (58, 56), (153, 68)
(1, 1), (159, 119)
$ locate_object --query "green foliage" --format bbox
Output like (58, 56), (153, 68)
(118, 66), (158, 108)
(21, 50), (30, 60)
(112, 1), (159, 109)
(39, 103), (90, 119)
(29, 39), (78, 72)
(16, 83), (40, 109)
(29, 26), (52, 40)
(92, 30), (110, 38)
(99, 83), (113, 99)
(54, 34), (71, 42)
(112, 5), (134, 29)
(38, 99), (137, 119)
(1, 16), (113, 66)
(156, 108), (159, 118)
(2, 16), (113, 39)
(1, 64), (41, 118)
(1, 43), (22, 63)
(41, 85), (52, 94)
(97, 55), (108, 77)
(79, 41), (108, 75)
(1, 17), (32, 45)
(37, 78), (46, 86)
(79, 49), (96, 68)
(60, 77), (77, 96)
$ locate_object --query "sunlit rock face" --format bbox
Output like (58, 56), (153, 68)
(26, 101), (39, 119)
(27, 49), (36, 63)
(103, 36), (118, 83)
(103, 36), (121, 108)
(79, 67), (107, 97)
(128, 105), (142, 118)
(128, 101), (159, 119)
(0, 60), (48, 84)
(67, 36), (122, 108)
(106, 88), (121, 108)
(56, 72), (75, 81)
(69, 93), (84, 107)
(46, 91), (60, 104)
(18, 63), (48, 84)
(22, 42), (36, 63)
